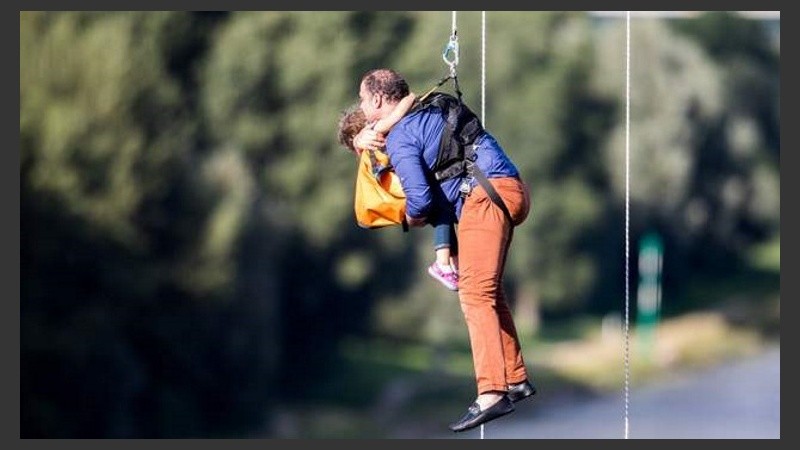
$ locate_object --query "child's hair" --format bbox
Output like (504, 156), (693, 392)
(337, 104), (367, 154)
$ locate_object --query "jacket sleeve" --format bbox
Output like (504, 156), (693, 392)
(386, 124), (432, 220)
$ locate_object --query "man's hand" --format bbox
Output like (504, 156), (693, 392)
(354, 128), (386, 152)
(405, 214), (427, 227)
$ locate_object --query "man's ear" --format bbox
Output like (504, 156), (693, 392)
(372, 93), (383, 109)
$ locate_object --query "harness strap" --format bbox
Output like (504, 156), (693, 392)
(471, 165), (513, 224)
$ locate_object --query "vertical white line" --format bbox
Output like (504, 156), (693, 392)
(480, 12), (486, 440)
(624, 9), (632, 441)
(481, 11), (486, 126)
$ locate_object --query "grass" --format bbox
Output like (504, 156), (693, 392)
(749, 233), (780, 272)
(535, 312), (765, 392)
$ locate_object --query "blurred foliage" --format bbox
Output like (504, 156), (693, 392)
(20, 11), (779, 437)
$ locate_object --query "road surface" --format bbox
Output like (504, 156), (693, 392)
(431, 345), (780, 439)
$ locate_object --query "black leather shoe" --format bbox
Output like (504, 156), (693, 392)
(448, 395), (515, 432)
(507, 380), (537, 403)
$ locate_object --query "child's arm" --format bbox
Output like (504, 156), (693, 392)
(353, 93), (415, 151)
(372, 92), (416, 134)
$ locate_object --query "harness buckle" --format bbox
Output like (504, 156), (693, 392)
(459, 179), (473, 197)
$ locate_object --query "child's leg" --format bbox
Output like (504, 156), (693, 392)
(433, 223), (453, 269)
(436, 248), (451, 267)
(448, 224), (459, 272)
(429, 222), (459, 291)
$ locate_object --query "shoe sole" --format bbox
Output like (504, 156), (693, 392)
(427, 266), (458, 291)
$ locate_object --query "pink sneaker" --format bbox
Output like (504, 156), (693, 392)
(427, 262), (459, 291)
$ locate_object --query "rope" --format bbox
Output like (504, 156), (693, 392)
(623, 10), (632, 440)
(481, 11), (486, 126)
(437, 10), (635, 440)
(433, 10), (635, 440)
(478, 12), (485, 439)
(477, 11), (487, 439)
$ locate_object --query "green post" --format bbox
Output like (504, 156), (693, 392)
(637, 231), (663, 363)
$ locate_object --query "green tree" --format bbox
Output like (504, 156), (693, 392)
(21, 11), (275, 437)
(592, 15), (779, 310)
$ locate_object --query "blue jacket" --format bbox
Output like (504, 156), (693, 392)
(385, 107), (519, 224)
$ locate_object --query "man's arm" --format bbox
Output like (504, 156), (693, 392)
(405, 214), (427, 227)
(385, 123), (432, 225)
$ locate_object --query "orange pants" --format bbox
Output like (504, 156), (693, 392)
(457, 176), (531, 394)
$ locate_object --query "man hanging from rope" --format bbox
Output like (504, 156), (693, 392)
(354, 68), (537, 432)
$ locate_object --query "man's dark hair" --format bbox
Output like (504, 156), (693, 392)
(361, 68), (409, 103)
